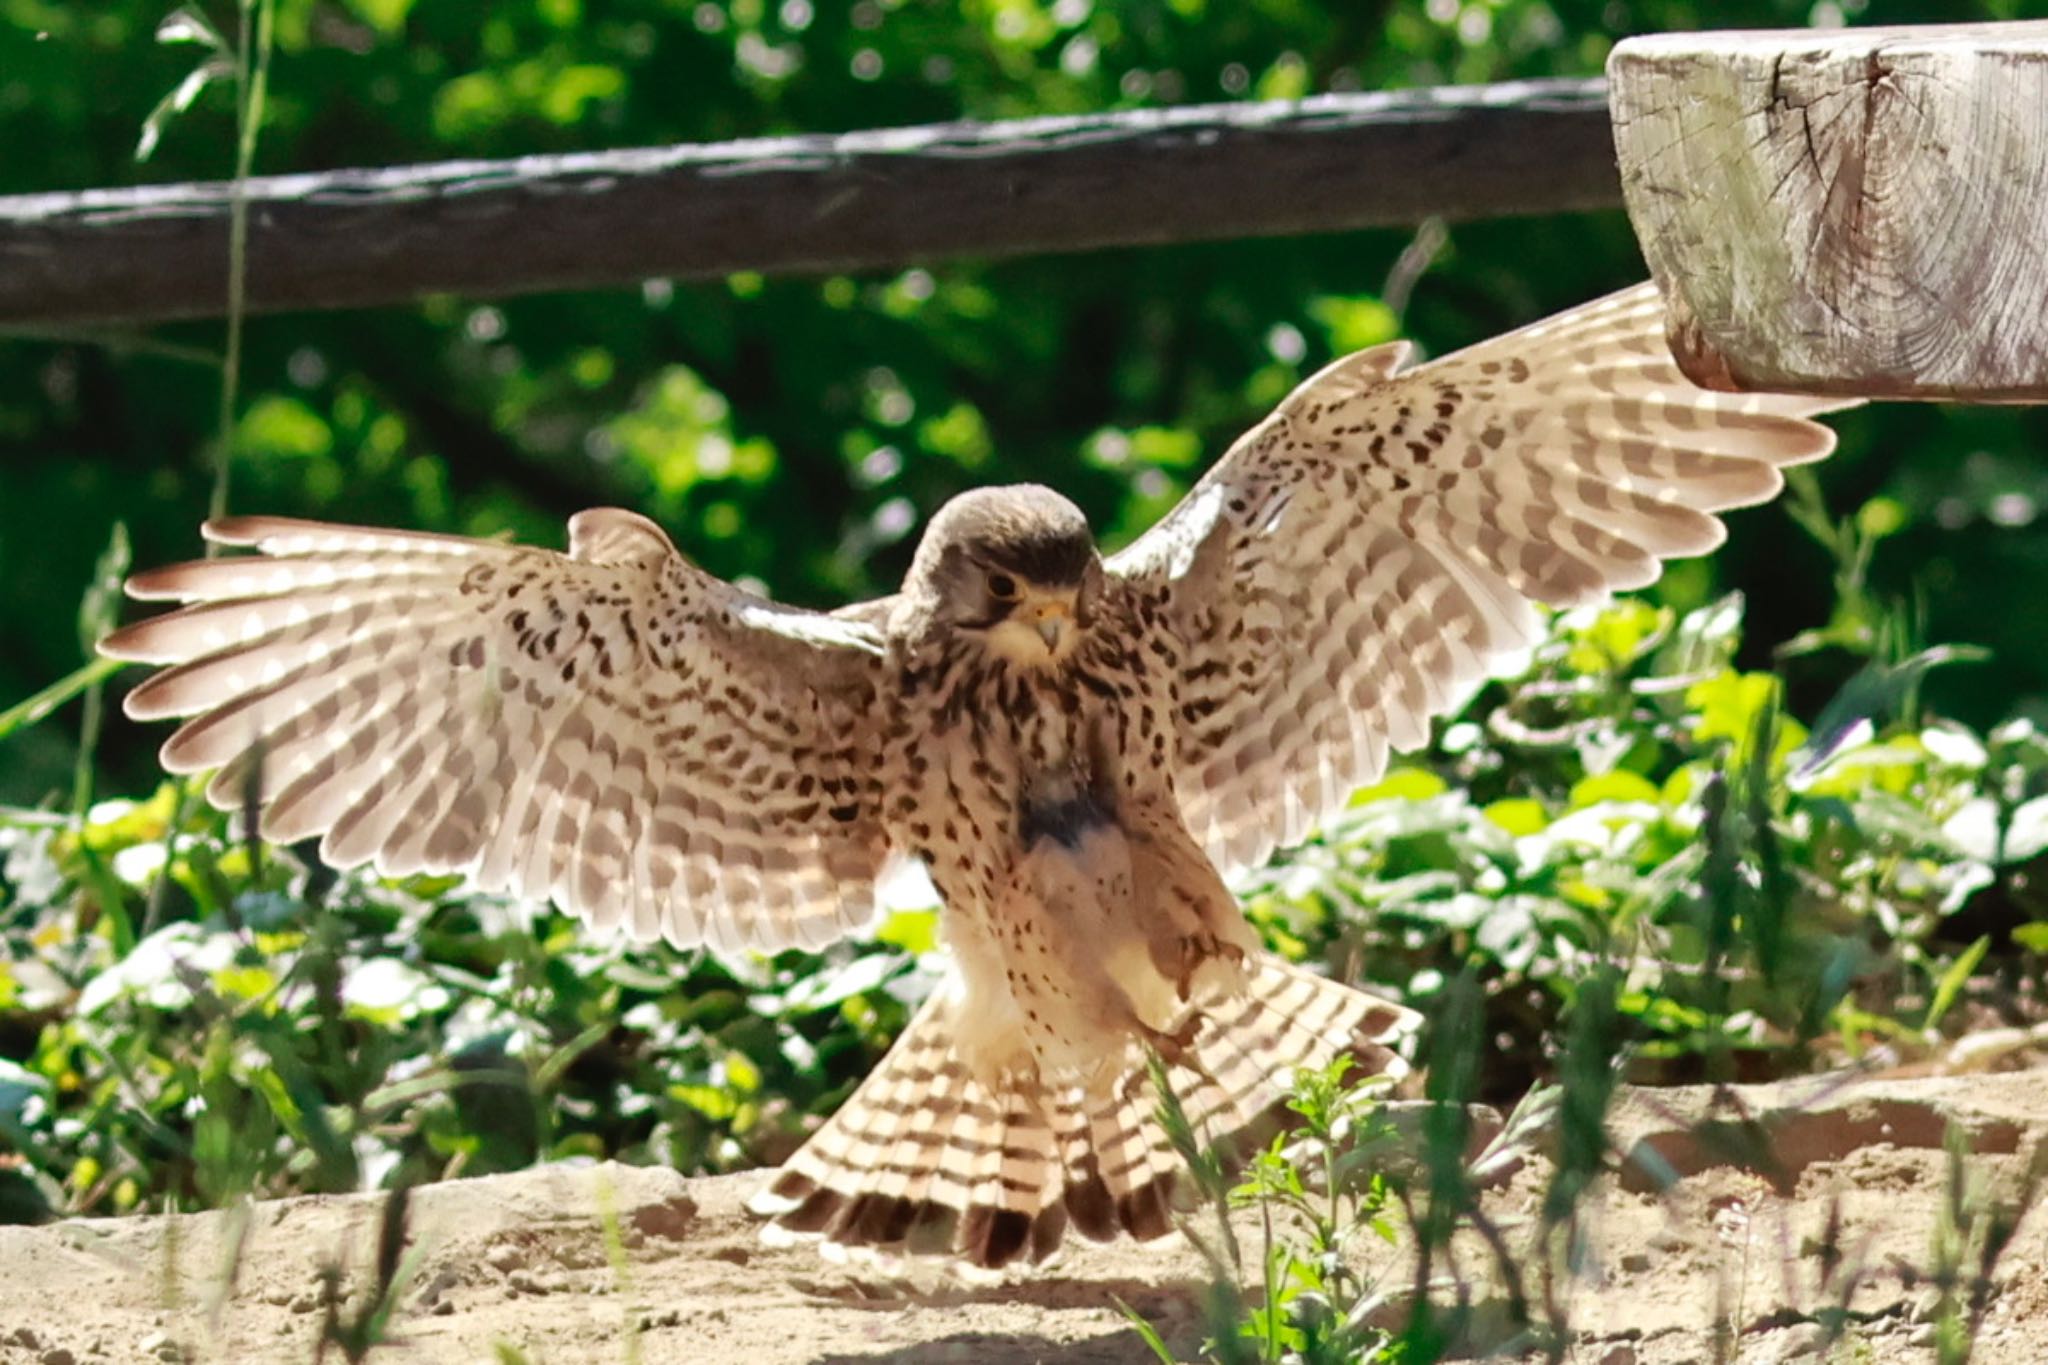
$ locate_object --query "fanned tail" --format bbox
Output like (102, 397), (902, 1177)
(748, 955), (1417, 1269)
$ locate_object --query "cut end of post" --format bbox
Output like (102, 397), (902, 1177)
(1608, 20), (2048, 403)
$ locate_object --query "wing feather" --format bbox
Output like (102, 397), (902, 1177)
(104, 510), (895, 952)
(1110, 281), (1853, 877)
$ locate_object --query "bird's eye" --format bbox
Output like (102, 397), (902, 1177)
(986, 571), (1019, 601)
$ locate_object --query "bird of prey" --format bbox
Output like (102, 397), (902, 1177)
(102, 283), (1846, 1269)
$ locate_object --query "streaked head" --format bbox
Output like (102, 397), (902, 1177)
(906, 484), (1101, 667)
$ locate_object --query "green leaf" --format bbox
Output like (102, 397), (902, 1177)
(1111, 1297), (1178, 1364)
(1925, 935), (1990, 1032)
(875, 908), (940, 955)
(1308, 295), (1400, 354)
(1686, 670), (1779, 747)
(235, 395), (334, 459)
(1856, 496), (1907, 539)
(775, 952), (904, 1013)
(136, 56), (232, 162)
(1348, 766), (1447, 806)
(2004, 796), (2048, 863)
(1482, 797), (1547, 837)
(1795, 644), (1990, 777)
(155, 5), (227, 49)
(919, 402), (994, 469)
(343, 0), (417, 37)
(1568, 771), (1661, 809)
(77, 522), (130, 657)
(0, 657), (123, 743)
(534, 1018), (619, 1091)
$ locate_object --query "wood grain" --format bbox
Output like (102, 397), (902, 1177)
(1609, 21), (2048, 401)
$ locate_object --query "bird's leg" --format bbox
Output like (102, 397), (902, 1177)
(1136, 1012), (1224, 1091)
(1123, 800), (1260, 999)
(1138, 1012), (1200, 1059)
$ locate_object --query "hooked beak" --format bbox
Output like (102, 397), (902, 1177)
(1027, 598), (1074, 651)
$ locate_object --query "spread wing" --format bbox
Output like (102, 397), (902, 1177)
(102, 510), (895, 953)
(1109, 282), (1854, 878)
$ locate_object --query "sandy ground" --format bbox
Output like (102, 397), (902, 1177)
(3, 1069), (2048, 1364)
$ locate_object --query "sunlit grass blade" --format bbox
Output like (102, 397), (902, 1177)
(0, 656), (123, 745)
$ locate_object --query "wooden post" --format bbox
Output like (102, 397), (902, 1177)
(1608, 22), (2048, 401)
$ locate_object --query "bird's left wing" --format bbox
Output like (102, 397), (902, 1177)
(1108, 283), (1853, 879)
(103, 510), (895, 953)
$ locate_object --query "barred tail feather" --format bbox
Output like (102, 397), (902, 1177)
(749, 956), (1417, 1268)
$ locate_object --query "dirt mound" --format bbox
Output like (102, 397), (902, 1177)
(3, 1069), (2046, 1364)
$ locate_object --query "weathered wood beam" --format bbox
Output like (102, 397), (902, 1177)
(0, 79), (1616, 328)
(1610, 21), (2048, 402)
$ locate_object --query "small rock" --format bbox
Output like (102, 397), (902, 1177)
(1910, 1323), (1937, 1348)
(288, 1292), (318, 1315)
(412, 1265), (460, 1311)
(40, 1348), (77, 1365)
(431, 1299), (455, 1316)
(486, 1243), (525, 1274)
(1773, 1322), (1826, 1360)
(508, 1271), (551, 1295)
(629, 1195), (697, 1242)
(11, 1327), (40, 1349)
(1619, 1251), (1652, 1275)
(137, 1333), (166, 1354)
(1594, 1346), (1637, 1365)
(1943, 1027), (2032, 1072)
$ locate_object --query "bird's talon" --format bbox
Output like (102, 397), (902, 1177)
(1141, 1016), (1203, 1067)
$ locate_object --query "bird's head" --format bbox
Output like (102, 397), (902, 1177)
(906, 484), (1102, 669)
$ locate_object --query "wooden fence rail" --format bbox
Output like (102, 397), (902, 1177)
(0, 78), (1615, 327)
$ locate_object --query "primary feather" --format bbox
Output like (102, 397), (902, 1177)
(1110, 282), (1853, 879)
(103, 510), (894, 953)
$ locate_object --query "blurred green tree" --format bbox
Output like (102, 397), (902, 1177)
(0, 0), (2042, 809)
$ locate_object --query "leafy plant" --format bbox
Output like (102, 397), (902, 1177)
(1128, 1052), (1408, 1365)
(0, 786), (932, 1217)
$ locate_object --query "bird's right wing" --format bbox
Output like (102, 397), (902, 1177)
(1109, 283), (1855, 879)
(102, 510), (897, 953)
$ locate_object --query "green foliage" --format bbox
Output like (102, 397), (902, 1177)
(1924, 1130), (2046, 1365)
(6, 0), (2048, 802)
(5, 12), (2048, 1363)
(1223, 1060), (1405, 1364)
(0, 784), (928, 1215)
(1236, 579), (2042, 1093)
(1136, 1053), (1408, 1365)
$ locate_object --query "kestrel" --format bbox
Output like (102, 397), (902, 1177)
(102, 283), (1847, 1269)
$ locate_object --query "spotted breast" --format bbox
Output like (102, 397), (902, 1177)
(880, 581), (1258, 1091)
